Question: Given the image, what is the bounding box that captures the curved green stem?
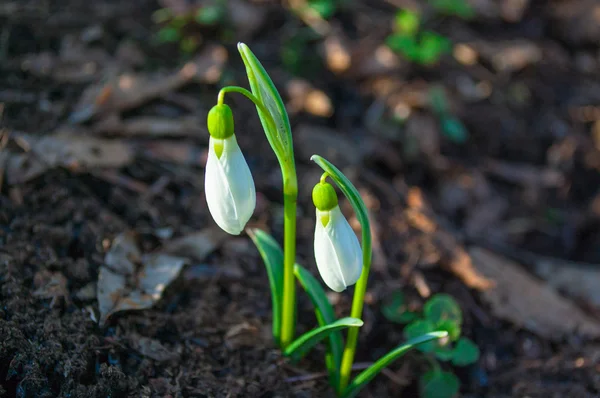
[310,155,372,393]
[219,86,298,348]
[218,86,287,159]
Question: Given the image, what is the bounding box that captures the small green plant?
[152,0,226,54]
[429,85,469,143]
[383,292,480,398]
[386,9,451,65]
[306,0,339,19]
[203,43,448,397]
[386,0,473,65]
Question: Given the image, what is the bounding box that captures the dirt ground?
[2,0,600,397]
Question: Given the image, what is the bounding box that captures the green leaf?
[179,36,199,54]
[382,291,419,324]
[451,337,480,366]
[420,370,460,398]
[386,34,421,61]
[342,331,449,398]
[441,117,468,143]
[417,31,451,65]
[433,344,455,361]
[195,5,223,25]
[429,86,450,115]
[295,264,343,384]
[395,9,420,36]
[284,317,363,361]
[308,0,337,19]
[423,293,462,327]
[435,318,461,342]
[429,0,474,19]
[157,27,181,43]
[238,43,293,160]
[403,319,437,353]
[247,229,284,345]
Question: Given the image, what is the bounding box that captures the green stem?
[218,86,287,158]
[281,189,297,347]
[218,86,298,349]
[339,220,372,392]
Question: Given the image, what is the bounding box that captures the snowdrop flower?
[312,181,362,292]
[205,104,256,235]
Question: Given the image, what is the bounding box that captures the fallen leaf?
[33,270,69,307]
[224,322,260,350]
[6,130,133,185]
[68,44,227,123]
[130,334,180,362]
[469,247,600,339]
[474,40,542,73]
[485,159,565,188]
[227,0,267,37]
[550,0,600,46]
[295,124,362,168]
[97,232,188,326]
[92,115,205,137]
[534,259,600,311]
[161,228,227,261]
[139,140,205,166]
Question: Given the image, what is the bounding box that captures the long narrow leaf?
[310,155,370,252]
[284,318,363,362]
[311,155,373,390]
[295,264,343,385]
[238,43,293,159]
[247,228,284,345]
[342,331,448,398]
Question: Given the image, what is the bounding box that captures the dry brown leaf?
[469,247,600,339]
[485,159,565,188]
[474,40,542,73]
[97,232,189,326]
[69,44,227,123]
[91,115,205,137]
[130,334,180,362]
[33,270,69,307]
[161,228,227,261]
[438,236,495,290]
[6,130,133,185]
[294,125,362,168]
[534,259,600,310]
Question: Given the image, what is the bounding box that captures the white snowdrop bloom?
[313,182,363,292]
[205,104,256,235]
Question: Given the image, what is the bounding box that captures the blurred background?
[1,0,600,397]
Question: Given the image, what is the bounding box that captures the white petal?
[314,206,363,292]
[205,135,256,235]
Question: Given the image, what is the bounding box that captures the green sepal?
[207,104,234,139]
[294,264,343,385]
[247,228,284,345]
[284,317,363,362]
[312,181,338,212]
[341,331,449,398]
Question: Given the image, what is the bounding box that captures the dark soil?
[2,1,600,397]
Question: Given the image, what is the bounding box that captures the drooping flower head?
[312,180,363,292]
[205,104,256,235]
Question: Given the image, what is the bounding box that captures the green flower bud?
[312,182,338,212]
[207,104,234,139]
